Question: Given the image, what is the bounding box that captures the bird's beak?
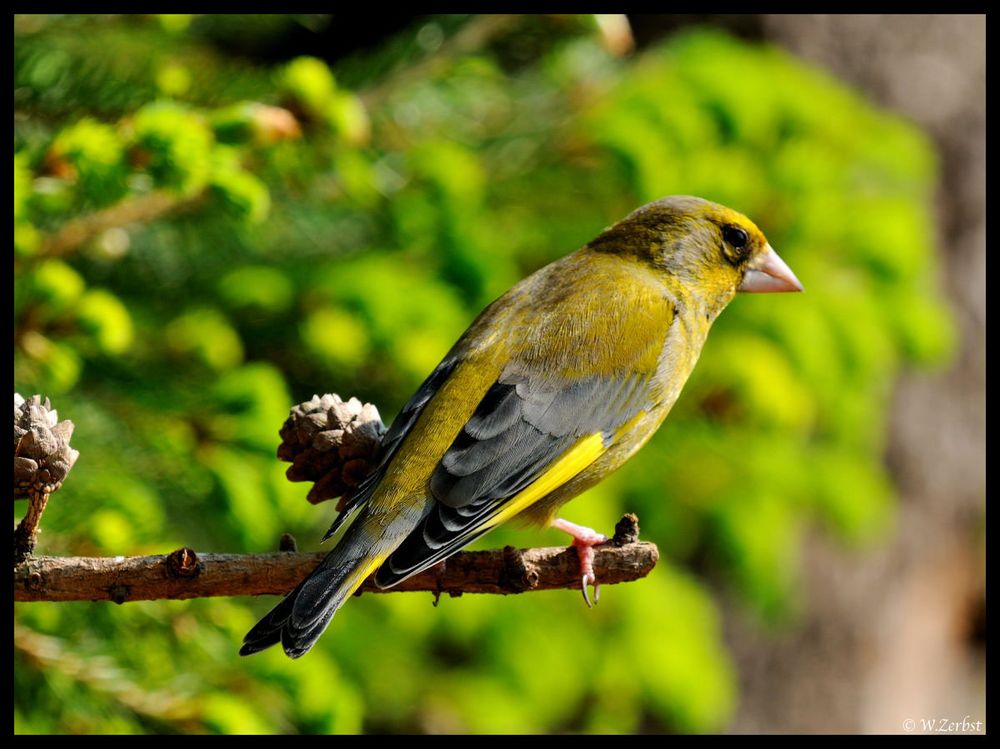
[738,244,804,293]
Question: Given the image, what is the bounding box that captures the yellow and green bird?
[241,195,802,658]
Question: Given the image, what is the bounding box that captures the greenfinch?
[241,195,802,658]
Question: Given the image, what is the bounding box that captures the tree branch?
[36,191,206,259]
[13,488,51,568]
[360,15,522,109]
[13,392,660,605]
[14,515,657,604]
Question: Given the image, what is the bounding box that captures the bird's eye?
[723,226,748,249]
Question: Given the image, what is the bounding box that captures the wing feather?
[374,372,651,587]
[324,357,458,539]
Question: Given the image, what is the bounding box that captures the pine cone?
[14,393,79,499]
[277,394,386,507]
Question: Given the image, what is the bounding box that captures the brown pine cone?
[277,394,386,506]
[14,393,79,499]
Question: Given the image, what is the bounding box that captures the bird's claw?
[552,518,608,609]
[577,543,603,608]
[581,573,601,608]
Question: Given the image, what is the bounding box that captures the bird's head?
[590,195,802,313]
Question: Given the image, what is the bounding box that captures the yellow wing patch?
[484,410,647,531]
[337,553,389,598]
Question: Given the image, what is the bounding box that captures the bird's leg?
[551,518,608,608]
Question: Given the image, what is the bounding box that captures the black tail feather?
[239,523,379,659]
[238,627,283,657]
[240,506,423,658]
[239,561,348,659]
[280,606,338,659]
[239,578,304,656]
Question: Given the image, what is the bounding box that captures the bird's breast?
[516,304,711,528]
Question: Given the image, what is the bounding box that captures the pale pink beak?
[738,244,803,293]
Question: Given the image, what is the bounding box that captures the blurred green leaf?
[165,307,244,371]
[301,306,371,370]
[281,56,337,115]
[203,693,273,734]
[132,100,214,194]
[326,92,370,146]
[31,260,86,314]
[209,362,291,452]
[218,265,293,312]
[50,118,128,205]
[155,61,192,97]
[210,147,271,223]
[76,289,134,354]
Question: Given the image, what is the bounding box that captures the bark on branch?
[37,191,206,259]
[14,515,657,604]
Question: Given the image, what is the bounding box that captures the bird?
[240,195,802,658]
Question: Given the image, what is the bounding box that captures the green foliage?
[76,288,134,354]
[49,118,128,206]
[14,152,42,254]
[14,15,953,735]
[165,308,245,371]
[209,146,271,223]
[132,101,214,195]
[281,56,338,116]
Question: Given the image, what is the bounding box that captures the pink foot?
[552,518,608,608]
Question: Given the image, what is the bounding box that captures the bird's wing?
[324,356,460,539]
[373,370,657,587]
[372,272,677,587]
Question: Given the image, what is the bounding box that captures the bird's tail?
[239,507,416,659]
